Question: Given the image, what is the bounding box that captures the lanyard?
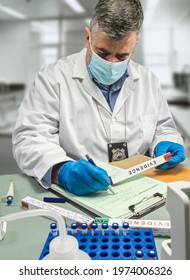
[95,101,128,162]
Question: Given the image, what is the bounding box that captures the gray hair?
[90,0,144,39]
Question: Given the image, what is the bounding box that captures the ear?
[84,27,90,48]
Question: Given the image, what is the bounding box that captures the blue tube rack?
[39,222,158,260]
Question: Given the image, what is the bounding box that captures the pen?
[85,154,115,195]
[43,197,67,203]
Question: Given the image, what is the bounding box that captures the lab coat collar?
[73,48,112,113]
[110,61,139,117]
[73,48,89,79]
[128,60,140,81]
[111,61,139,117]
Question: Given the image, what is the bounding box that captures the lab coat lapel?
[82,79,112,113]
[112,78,134,117]
[73,48,111,114]
[112,61,139,117]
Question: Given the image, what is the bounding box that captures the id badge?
[108,142,128,162]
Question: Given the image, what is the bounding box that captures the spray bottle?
[0,209,91,260]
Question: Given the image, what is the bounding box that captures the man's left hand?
[154,141,186,169]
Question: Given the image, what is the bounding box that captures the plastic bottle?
[0,209,90,260]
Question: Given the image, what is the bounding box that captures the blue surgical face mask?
[88,40,129,85]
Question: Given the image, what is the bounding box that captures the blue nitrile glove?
[58,159,110,195]
[154,141,186,169]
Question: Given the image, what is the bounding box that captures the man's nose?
[107,56,119,63]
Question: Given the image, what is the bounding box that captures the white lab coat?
[12,48,183,187]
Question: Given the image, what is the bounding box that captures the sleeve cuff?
[41,167,53,188]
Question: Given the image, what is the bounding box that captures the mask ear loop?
[88,34,96,55]
[88,34,101,65]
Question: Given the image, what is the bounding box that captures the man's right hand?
[57,159,110,195]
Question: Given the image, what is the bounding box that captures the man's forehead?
[92,30,138,43]
[92,31,138,51]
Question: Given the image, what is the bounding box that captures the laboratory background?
[0,0,190,175]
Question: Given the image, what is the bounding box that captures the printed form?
[52,161,168,218]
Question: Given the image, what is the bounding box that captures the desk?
[1,159,190,260]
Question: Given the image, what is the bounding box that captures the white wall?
[27,32,41,86]
[62,20,86,57]
[0,22,30,84]
[174,13,190,72]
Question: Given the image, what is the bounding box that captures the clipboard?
[51,157,168,219]
[127,192,166,218]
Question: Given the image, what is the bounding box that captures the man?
[12,0,185,195]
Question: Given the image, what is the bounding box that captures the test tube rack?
[39,222,158,260]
